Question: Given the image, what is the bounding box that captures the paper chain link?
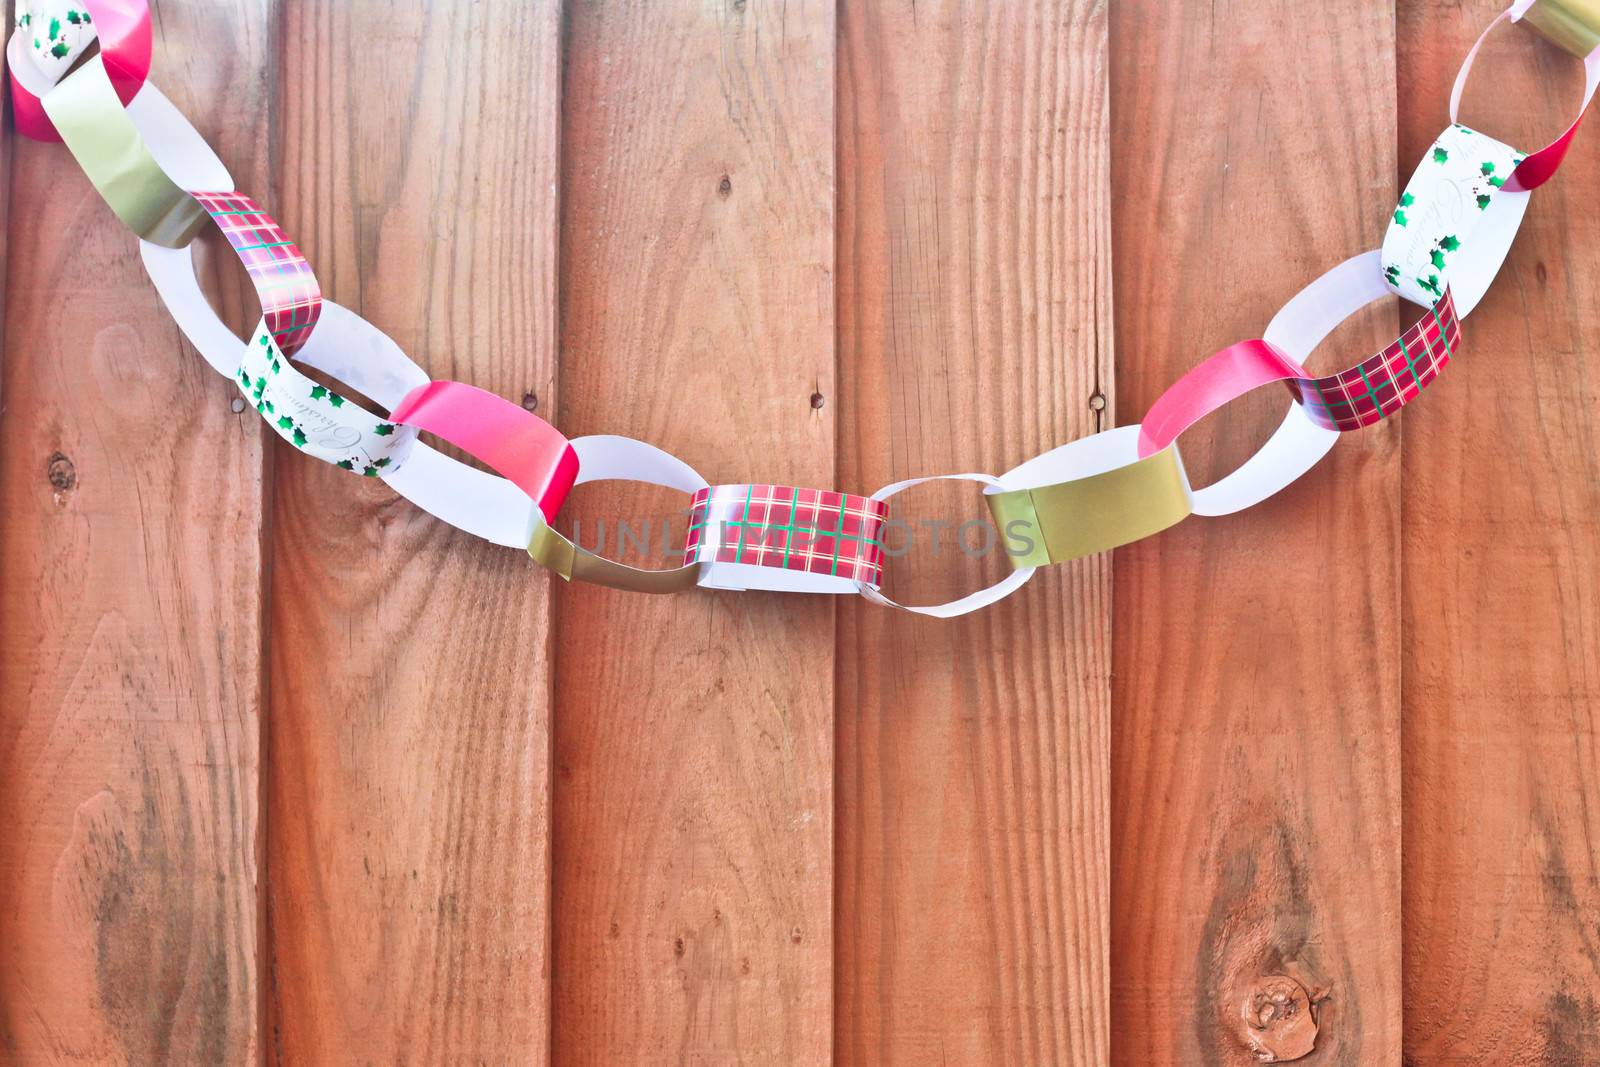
[7,0,1599,617]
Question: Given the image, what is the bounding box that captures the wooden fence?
[1,0,1596,1063]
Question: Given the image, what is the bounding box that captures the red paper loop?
[1137,340,1310,459]
[9,0,152,142]
[1452,7,1600,192]
[1138,290,1463,459]
[390,381,579,523]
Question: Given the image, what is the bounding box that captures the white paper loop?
[1189,251,1392,517]
[858,472,1036,617]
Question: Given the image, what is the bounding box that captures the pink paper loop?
[390,381,579,523]
[1137,340,1310,459]
[8,0,152,142]
[1452,7,1600,192]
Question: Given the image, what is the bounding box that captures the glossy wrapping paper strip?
[40,54,206,246]
[390,381,579,524]
[985,428,1193,570]
[5,0,1599,615]
[1137,341,1313,459]
[8,0,150,141]
[1516,0,1600,57]
[528,435,706,594]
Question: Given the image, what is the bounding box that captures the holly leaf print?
[337,459,355,471]
[1476,194,1491,210]
[292,427,308,448]
[51,41,68,57]
[1385,265,1400,284]
[1488,176,1505,188]
[48,17,60,41]
[1432,147,1449,163]
[327,394,345,408]
[1394,208,1408,227]
[1430,249,1446,269]
[67,11,84,25]
[374,423,396,436]
[277,415,294,431]
[374,457,392,469]
[1399,192,1415,207]
[310,385,328,400]
[1481,161,1495,176]
[362,466,380,477]
[1439,235,1460,252]
[1418,274,1442,297]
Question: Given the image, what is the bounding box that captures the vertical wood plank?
[552,1,835,1062]
[834,2,1113,1064]
[1398,3,1600,1061]
[265,2,560,1061]
[0,3,269,1061]
[1108,1,1403,1062]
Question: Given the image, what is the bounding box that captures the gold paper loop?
[40,55,206,248]
[528,518,701,594]
[1519,0,1600,57]
[985,445,1192,569]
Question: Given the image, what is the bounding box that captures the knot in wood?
[46,452,77,493]
[1241,974,1318,1062]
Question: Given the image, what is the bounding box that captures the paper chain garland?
[8,0,1600,617]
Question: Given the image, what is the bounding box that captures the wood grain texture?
[0,3,269,1062]
[834,1,1113,1064]
[1108,1,1403,1063]
[1398,4,1600,1062]
[551,1,835,1063]
[265,2,560,1061]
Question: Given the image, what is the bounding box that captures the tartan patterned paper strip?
[1288,287,1462,432]
[191,191,321,356]
[684,484,890,586]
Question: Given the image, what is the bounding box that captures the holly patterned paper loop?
[7,0,152,142]
[236,324,416,476]
[1382,123,1524,308]
[16,1,96,81]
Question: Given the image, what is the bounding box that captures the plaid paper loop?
[684,484,890,586]
[191,191,321,356]
[1288,288,1461,432]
